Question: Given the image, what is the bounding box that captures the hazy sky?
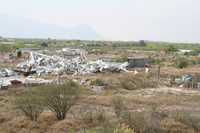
[0,0,200,42]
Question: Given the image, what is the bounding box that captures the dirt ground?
[0,49,200,132]
[0,80,200,133]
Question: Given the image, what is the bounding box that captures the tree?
[16,48,22,58]
[15,81,80,121]
[175,57,189,69]
[139,40,147,47]
[40,42,48,47]
[40,81,80,120]
[15,91,44,121]
[165,45,178,53]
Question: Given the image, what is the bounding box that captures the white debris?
[0,76,53,88]
[79,60,129,74]
[17,50,129,76]
[0,69,16,78]
[24,77,53,85]
[0,76,23,88]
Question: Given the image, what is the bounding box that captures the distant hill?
[0,14,101,40]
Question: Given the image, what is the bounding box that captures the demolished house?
[0,48,129,89]
[16,49,129,76]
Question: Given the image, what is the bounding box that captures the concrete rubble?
[0,48,129,89]
[175,75,193,85]
[17,50,129,76]
[0,69,16,78]
[17,52,83,75]
[0,76,53,89]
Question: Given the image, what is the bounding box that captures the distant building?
[178,49,192,54]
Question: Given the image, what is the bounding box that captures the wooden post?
[157,65,161,87]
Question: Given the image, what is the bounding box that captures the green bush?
[174,112,200,132]
[120,111,165,133]
[0,44,14,53]
[119,74,157,90]
[80,107,107,125]
[175,57,189,69]
[165,45,178,53]
[90,79,106,86]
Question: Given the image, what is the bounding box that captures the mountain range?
[0,14,101,40]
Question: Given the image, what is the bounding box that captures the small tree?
[15,92,43,121]
[41,81,80,120]
[175,57,189,69]
[16,49,22,58]
[165,45,178,53]
[139,40,147,47]
[40,42,48,47]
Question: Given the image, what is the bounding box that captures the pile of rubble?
[17,52,82,75]
[17,51,129,76]
[0,69,16,78]
[0,48,129,89]
[0,76,53,89]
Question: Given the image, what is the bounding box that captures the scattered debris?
[17,51,129,76]
[0,79,8,90]
[91,86,104,94]
[24,77,53,86]
[0,48,130,88]
[0,76,53,89]
[0,69,16,78]
[175,75,193,85]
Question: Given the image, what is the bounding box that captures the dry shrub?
[39,81,80,120]
[80,106,107,126]
[84,124,135,133]
[114,125,135,133]
[90,79,107,86]
[119,73,157,90]
[15,80,81,121]
[0,112,13,124]
[37,112,58,132]
[173,112,200,132]
[48,119,82,133]
[4,116,39,133]
[175,57,189,69]
[112,96,126,118]
[120,110,167,133]
[120,111,147,132]
[15,91,44,121]
[161,118,193,133]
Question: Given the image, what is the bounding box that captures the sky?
[0,0,200,42]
